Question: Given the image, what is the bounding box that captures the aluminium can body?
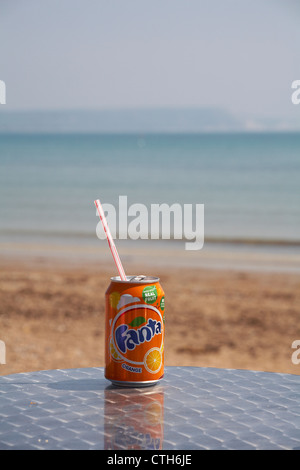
[105,275,165,387]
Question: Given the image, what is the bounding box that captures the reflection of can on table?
[104,386,164,450]
[105,275,165,387]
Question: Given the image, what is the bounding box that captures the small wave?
[0,228,299,247]
[203,236,300,247]
[0,228,94,239]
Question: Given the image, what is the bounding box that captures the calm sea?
[0,132,299,252]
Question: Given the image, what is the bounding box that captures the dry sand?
[0,254,299,377]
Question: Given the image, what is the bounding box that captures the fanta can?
[105,275,165,387]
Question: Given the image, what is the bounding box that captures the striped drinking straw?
[94,199,127,281]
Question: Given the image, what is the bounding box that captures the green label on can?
[160,296,165,311]
[142,285,158,304]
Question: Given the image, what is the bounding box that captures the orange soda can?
[105,275,165,387]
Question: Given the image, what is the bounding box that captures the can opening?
[111,275,160,283]
[129,275,147,281]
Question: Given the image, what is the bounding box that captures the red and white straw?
[94,199,127,281]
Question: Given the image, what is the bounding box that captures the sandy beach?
[0,245,299,377]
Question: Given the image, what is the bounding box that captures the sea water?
[0,132,299,266]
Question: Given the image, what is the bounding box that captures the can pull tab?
[129,275,147,282]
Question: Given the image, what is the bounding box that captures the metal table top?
[0,366,299,450]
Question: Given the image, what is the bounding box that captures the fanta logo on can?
[111,304,163,370]
[115,318,162,354]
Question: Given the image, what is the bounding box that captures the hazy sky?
[1,0,300,118]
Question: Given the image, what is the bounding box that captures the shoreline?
[1,238,300,273]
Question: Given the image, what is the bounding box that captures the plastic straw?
[94,199,127,281]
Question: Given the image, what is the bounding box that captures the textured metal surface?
[0,366,299,450]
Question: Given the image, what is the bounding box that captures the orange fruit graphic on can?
[105,275,165,387]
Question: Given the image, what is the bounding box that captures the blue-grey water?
[0,132,299,252]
